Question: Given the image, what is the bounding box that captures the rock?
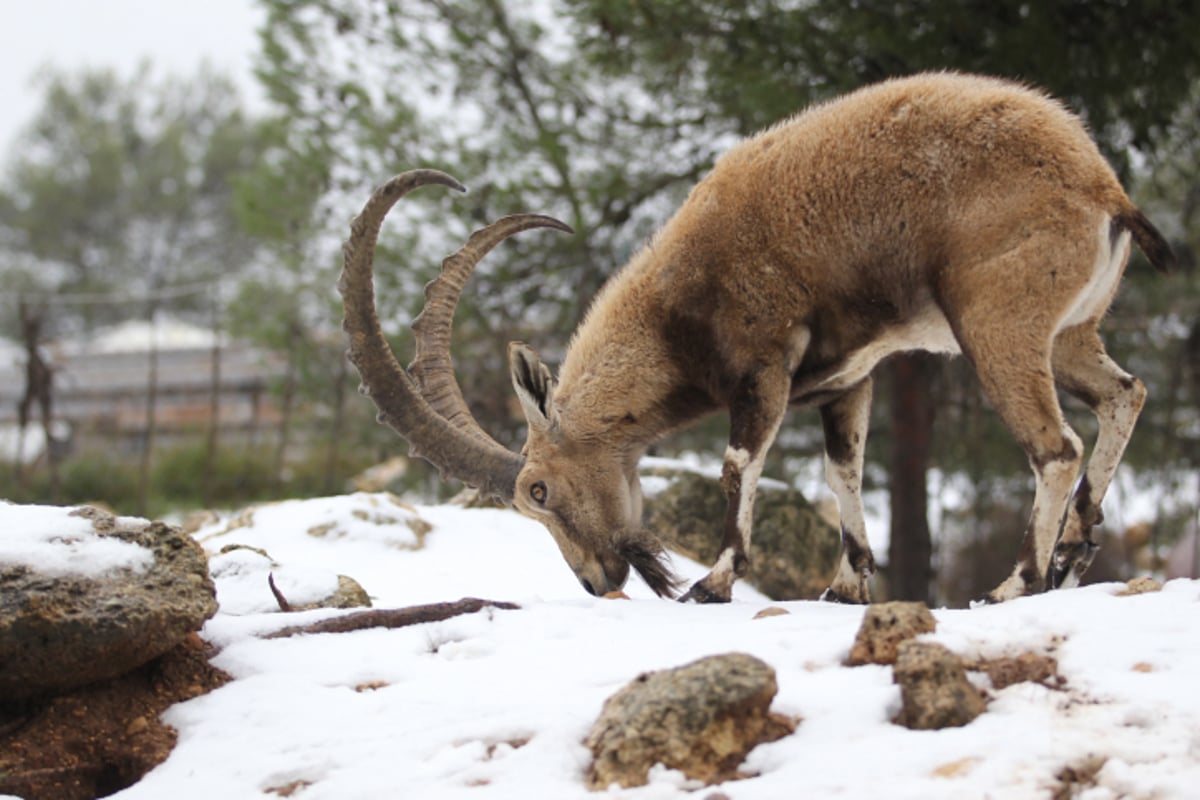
[0,505,218,705]
[982,653,1060,690]
[753,606,790,620]
[1118,576,1163,596]
[642,468,840,599]
[893,641,986,730]
[310,574,372,610]
[584,653,796,789]
[846,601,937,666]
[1052,755,1108,799]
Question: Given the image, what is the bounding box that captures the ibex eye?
[530,481,548,504]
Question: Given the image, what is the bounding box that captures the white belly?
[813,303,961,393]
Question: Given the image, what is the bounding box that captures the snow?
[4,493,1200,798]
[0,502,152,577]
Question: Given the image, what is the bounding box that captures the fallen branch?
[267,572,292,612]
[263,598,520,639]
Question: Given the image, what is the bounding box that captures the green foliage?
[58,453,141,511]
[566,0,1200,171]
[2,438,384,518]
[151,442,278,512]
[4,451,140,516]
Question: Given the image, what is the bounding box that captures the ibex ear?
[509,342,558,432]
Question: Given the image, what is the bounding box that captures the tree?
[0,64,266,315]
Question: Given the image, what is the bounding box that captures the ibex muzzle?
[341,73,1173,604]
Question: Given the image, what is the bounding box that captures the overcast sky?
[0,0,265,156]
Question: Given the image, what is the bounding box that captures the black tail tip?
[1116,209,1177,273]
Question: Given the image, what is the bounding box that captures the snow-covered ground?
[4,494,1200,799]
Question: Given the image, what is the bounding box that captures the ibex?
[341,73,1173,604]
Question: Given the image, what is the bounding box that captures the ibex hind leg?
[1049,324,1147,589]
[976,353,1084,603]
[944,246,1090,603]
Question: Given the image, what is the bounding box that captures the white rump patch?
[1060,216,1130,332]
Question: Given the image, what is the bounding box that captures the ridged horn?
[339,169,570,503]
[410,214,573,444]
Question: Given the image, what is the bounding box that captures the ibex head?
[339,170,680,598]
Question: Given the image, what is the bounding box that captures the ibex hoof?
[678,581,731,604]
[821,573,872,604]
[819,587,860,604]
[1048,540,1100,590]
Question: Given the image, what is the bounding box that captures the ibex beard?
[340,72,1173,604]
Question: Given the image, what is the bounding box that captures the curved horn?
[410,214,573,444]
[340,169,569,503]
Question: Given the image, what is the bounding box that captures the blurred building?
[0,317,285,461]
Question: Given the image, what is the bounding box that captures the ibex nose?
[577,565,621,597]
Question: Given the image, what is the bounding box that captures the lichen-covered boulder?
[0,504,217,704]
[642,467,839,600]
[584,653,796,789]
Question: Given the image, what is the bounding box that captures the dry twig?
[267,572,292,612]
[263,598,519,639]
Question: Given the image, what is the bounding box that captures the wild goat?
[340,72,1172,604]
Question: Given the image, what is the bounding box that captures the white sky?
[0,0,265,157]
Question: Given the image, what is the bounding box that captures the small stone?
[1118,576,1163,596]
[753,606,790,619]
[125,716,149,736]
[893,641,986,730]
[299,574,372,611]
[603,590,631,600]
[931,757,980,778]
[355,681,390,692]
[984,653,1059,690]
[847,601,936,666]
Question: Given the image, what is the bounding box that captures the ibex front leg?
[818,379,877,603]
[680,363,792,603]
